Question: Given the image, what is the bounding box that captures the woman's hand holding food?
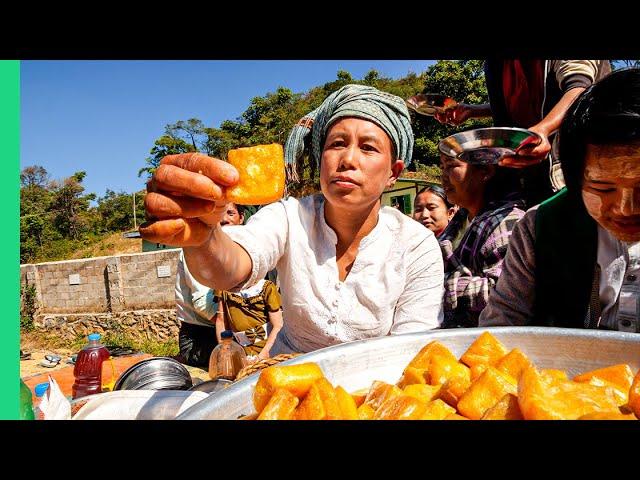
[140,152,240,247]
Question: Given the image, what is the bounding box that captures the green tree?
[96,189,145,233]
[138,134,195,178]
[50,171,95,240]
[410,60,491,166]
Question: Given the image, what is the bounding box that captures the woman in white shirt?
[142,84,444,354]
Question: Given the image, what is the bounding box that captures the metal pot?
[175,327,640,420]
[114,357,193,391]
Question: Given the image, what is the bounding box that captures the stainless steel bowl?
[114,357,193,391]
[176,327,640,420]
[439,127,542,165]
[406,93,457,117]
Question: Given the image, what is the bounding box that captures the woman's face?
[582,143,640,242]
[320,117,404,210]
[439,153,487,209]
[413,191,454,236]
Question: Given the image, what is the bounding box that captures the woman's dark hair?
[415,184,454,208]
[559,68,640,195]
[234,204,246,217]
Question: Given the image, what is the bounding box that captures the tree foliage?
[20,165,145,264]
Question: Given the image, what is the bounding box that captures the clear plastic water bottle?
[208,330,247,381]
[19,379,35,420]
[72,333,111,399]
[33,382,50,420]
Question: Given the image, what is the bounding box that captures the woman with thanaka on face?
[480,68,640,331]
[142,84,444,354]
[412,185,457,237]
[438,144,527,328]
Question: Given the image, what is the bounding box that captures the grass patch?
[21,330,179,357]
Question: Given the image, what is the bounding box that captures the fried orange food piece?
[253,363,324,413]
[439,375,472,409]
[470,364,488,382]
[314,378,343,420]
[374,395,428,420]
[496,348,533,382]
[363,381,404,411]
[573,364,634,393]
[403,384,442,404]
[578,411,637,420]
[397,367,428,388]
[335,386,359,420]
[540,369,568,381]
[481,393,524,420]
[460,331,509,369]
[629,369,640,419]
[518,366,620,420]
[420,399,456,420]
[357,404,376,420]
[349,388,369,407]
[445,413,471,420]
[294,383,326,420]
[426,354,471,386]
[405,341,457,370]
[257,388,299,420]
[457,367,517,420]
[226,143,285,205]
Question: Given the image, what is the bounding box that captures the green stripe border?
[0,61,20,419]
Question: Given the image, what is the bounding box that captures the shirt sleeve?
[263,281,282,312]
[551,60,601,91]
[175,251,189,311]
[192,285,218,320]
[391,233,444,333]
[442,208,525,317]
[224,200,289,291]
[479,208,538,326]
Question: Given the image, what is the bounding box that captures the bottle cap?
[88,333,101,341]
[221,330,234,339]
[35,382,50,397]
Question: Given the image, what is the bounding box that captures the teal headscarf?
[284,84,414,182]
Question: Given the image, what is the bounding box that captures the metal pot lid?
[114,357,193,391]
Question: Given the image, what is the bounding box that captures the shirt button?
[332,299,339,306]
[621,319,633,328]
[335,283,340,290]
[627,274,637,282]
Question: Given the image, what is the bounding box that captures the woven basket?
[235,353,300,381]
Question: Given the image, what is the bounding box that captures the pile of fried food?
[244,332,640,420]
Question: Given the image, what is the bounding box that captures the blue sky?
[20,60,436,198]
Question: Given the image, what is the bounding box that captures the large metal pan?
[176,327,640,420]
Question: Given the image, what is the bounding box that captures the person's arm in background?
[434,103,493,126]
[259,310,283,360]
[214,297,225,343]
[258,281,283,360]
[502,60,605,167]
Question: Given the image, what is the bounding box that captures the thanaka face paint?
[581,143,640,242]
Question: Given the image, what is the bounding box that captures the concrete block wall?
[20,249,182,315]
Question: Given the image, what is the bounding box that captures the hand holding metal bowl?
[438,127,542,166]
[406,93,458,117]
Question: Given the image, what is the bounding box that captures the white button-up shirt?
[224,194,444,354]
[175,250,217,328]
[597,225,640,332]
